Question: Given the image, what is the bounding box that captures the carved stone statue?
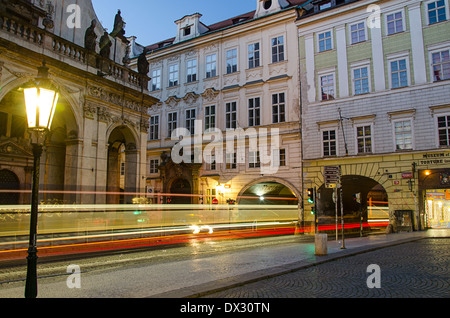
[111,9,126,38]
[84,19,97,51]
[137,48,150,75]
[99,31,112,59]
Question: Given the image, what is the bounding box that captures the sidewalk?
[153,229,449,298]
[0,229,447,298]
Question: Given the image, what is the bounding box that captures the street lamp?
[23,61,59,299]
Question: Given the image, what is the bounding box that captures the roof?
[144,0,310,52]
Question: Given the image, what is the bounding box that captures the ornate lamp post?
[23,61,59,298]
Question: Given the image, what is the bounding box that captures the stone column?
[124,143,139,204]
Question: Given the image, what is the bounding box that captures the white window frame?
[271,35,285,63]
[206,53,217,78]
[168,63,179,87]
[271,92,286,124]
[392,118,414,151]
[425,0,449,25]
[204,105,216,130]
[349,20,367,44]
[385,9,406,36]
[351,60,371,95]
[317,29,333,52]
[226,48,238,74]
[428,42,450,82]
[205,154,216,171]
[185,108,196,135]
[248,151,261,169]
[322,129,338,157]
[248,42,261,69]
[168,111,178,137]
[387,52,411,89]
[436,113,450,147]
[226,152,237,170]
[151,69,161,91]
[225,101,237,130]
[248,97,261,127]
[149,115,160,141]
[355,123,374,154]
[318,69,336,101]
[186,59,197,83]
[149,159,159,174]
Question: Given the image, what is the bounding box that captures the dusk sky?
[91,0,256,47]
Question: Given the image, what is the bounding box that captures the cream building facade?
[297,0,450,231]
[130,0,306,209]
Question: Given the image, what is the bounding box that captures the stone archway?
[107,125,139,204]
[0,83,79,204]
[237,178,300,205]
[168,178,192,204]
[317,175,389,225]
[0,169,20,205]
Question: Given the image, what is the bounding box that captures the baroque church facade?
[0,0,158,205]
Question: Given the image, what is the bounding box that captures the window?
[390,59,408,88]
[357,125,372,153]
[226,152,237,169]
[353,66,370,95]
[149,115,159,140]
[168,112,177,137]
[248,42,260,68]
[150,159,159,174]
[226,49,238,74]
[205,154,216,171]
[226,102,237,129]
[318,31,332,52]
[205,105,216,130]
[386,12,404,35]
[272,93,286,124]
[168,64,179,87]
[186,59,197,83]
[271,36,285,63]
[183,26,191,36]
[320,73,335,100]
[432,50,450,81]
[120,162,125,176]
[186,109,196,134]
[323,130,337,157]
[438,115,450,146]
[206,54,217,78]
[350,22,366,44]
[249,151,260,168]
[274,149,286,167]
[248,97,261,127]
[151,69,161,91]
[427,0,447,24]
[394,120,413,150]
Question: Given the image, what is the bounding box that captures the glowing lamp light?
[23,61,59,135]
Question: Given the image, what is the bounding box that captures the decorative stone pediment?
[166,95,180,108]
[0,140,32,158]
[202,88,219,102]
[182,92,199,105]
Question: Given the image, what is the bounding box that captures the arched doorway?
[0,170,20,205]
[317,175,389,227]
[169,178,192,204]
[238,180,299,205]
[107,125,139,204]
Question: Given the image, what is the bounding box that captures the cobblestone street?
[204,238,450,298]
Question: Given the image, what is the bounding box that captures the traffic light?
[307,188,315,204]
[311,206,316,215]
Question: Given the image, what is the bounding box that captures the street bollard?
[315,233,328,256]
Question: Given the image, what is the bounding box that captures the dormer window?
[183,26,191,36]
[263,0,273,10]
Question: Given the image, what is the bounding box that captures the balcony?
[0,12,149,91]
